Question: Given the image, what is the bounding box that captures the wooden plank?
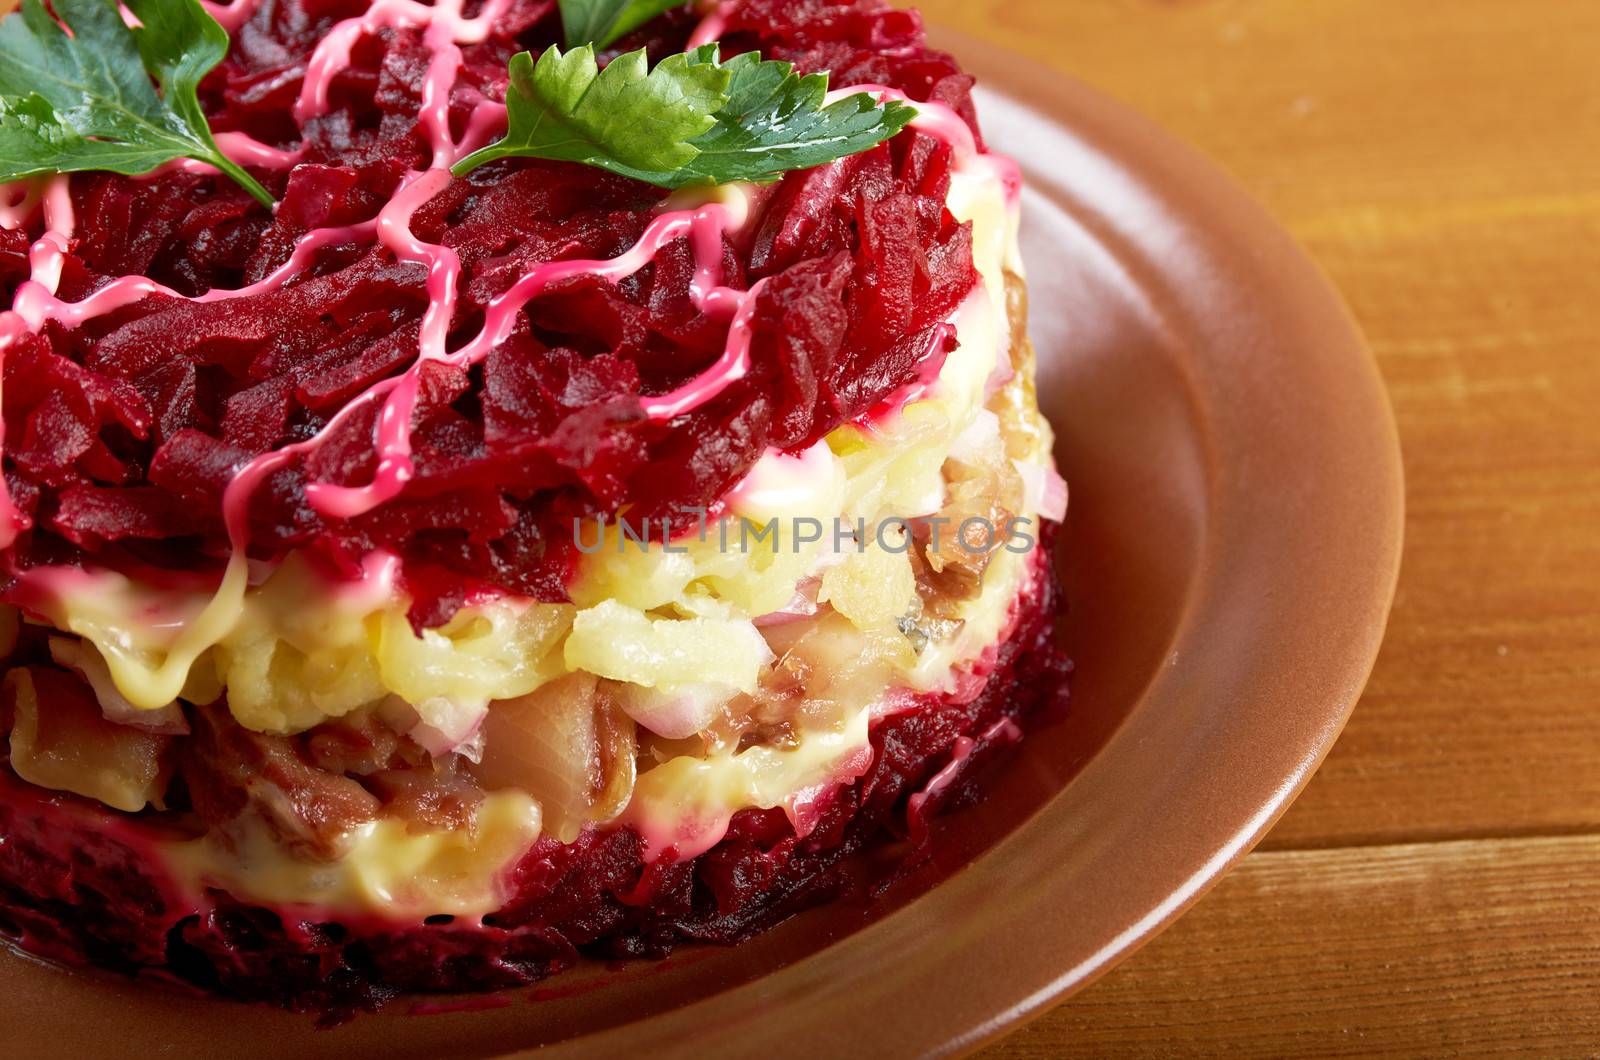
[915,0,1600,849]
[982,835,1600,1057]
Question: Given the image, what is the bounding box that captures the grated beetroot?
[0,0,984,628]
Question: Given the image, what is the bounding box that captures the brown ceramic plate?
[0,33,1402,1060]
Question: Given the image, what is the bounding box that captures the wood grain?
[991,836,1600,1057]
[903,0,1600,1053]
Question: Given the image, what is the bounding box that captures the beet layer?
[0,559,1065,1019]
[0,0,988,628]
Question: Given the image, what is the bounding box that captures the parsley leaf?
[453,45,917,191]
[0,0,274,207]
[452,44,730,182]
[560,0,686,50]
[675,51,918,186]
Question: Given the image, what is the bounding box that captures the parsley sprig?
[559,0,686,50]
[0,0,275,207]
[453,44,917,190]
[676,50,918,186]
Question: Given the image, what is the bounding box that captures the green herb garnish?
[452,44,916,190]
[454,44,729,185]
[559,0,687,50]
[674,50,918,186]
[0,0,275,207]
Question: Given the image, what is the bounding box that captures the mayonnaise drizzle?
[139,132,305,181]
[0,6,1019,700]
[199,0,262,34]
[688,0,736,49]
[828,83,1024,206]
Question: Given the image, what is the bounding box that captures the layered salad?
[0,0,1068,1012]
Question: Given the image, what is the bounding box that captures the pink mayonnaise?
[0,181,41,230]
[199,0,262,34]
[905,716,1023,842]
[25,220,377,331]
[828,83,1024,207]
[687,0,737,50]
[138,133,304,181]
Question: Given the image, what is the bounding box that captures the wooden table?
[907,0,1600,1054]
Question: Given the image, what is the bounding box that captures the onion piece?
[471,673,637,843]
[5,667,171,812]
[48,638,189,735]
[382,694,488,762]
[612,681,734,740]
[753,577,823,627]
[949,409,1002,464]
[984,348,1017,399]
[754,530,857,628]
[1014,458,1069,522]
